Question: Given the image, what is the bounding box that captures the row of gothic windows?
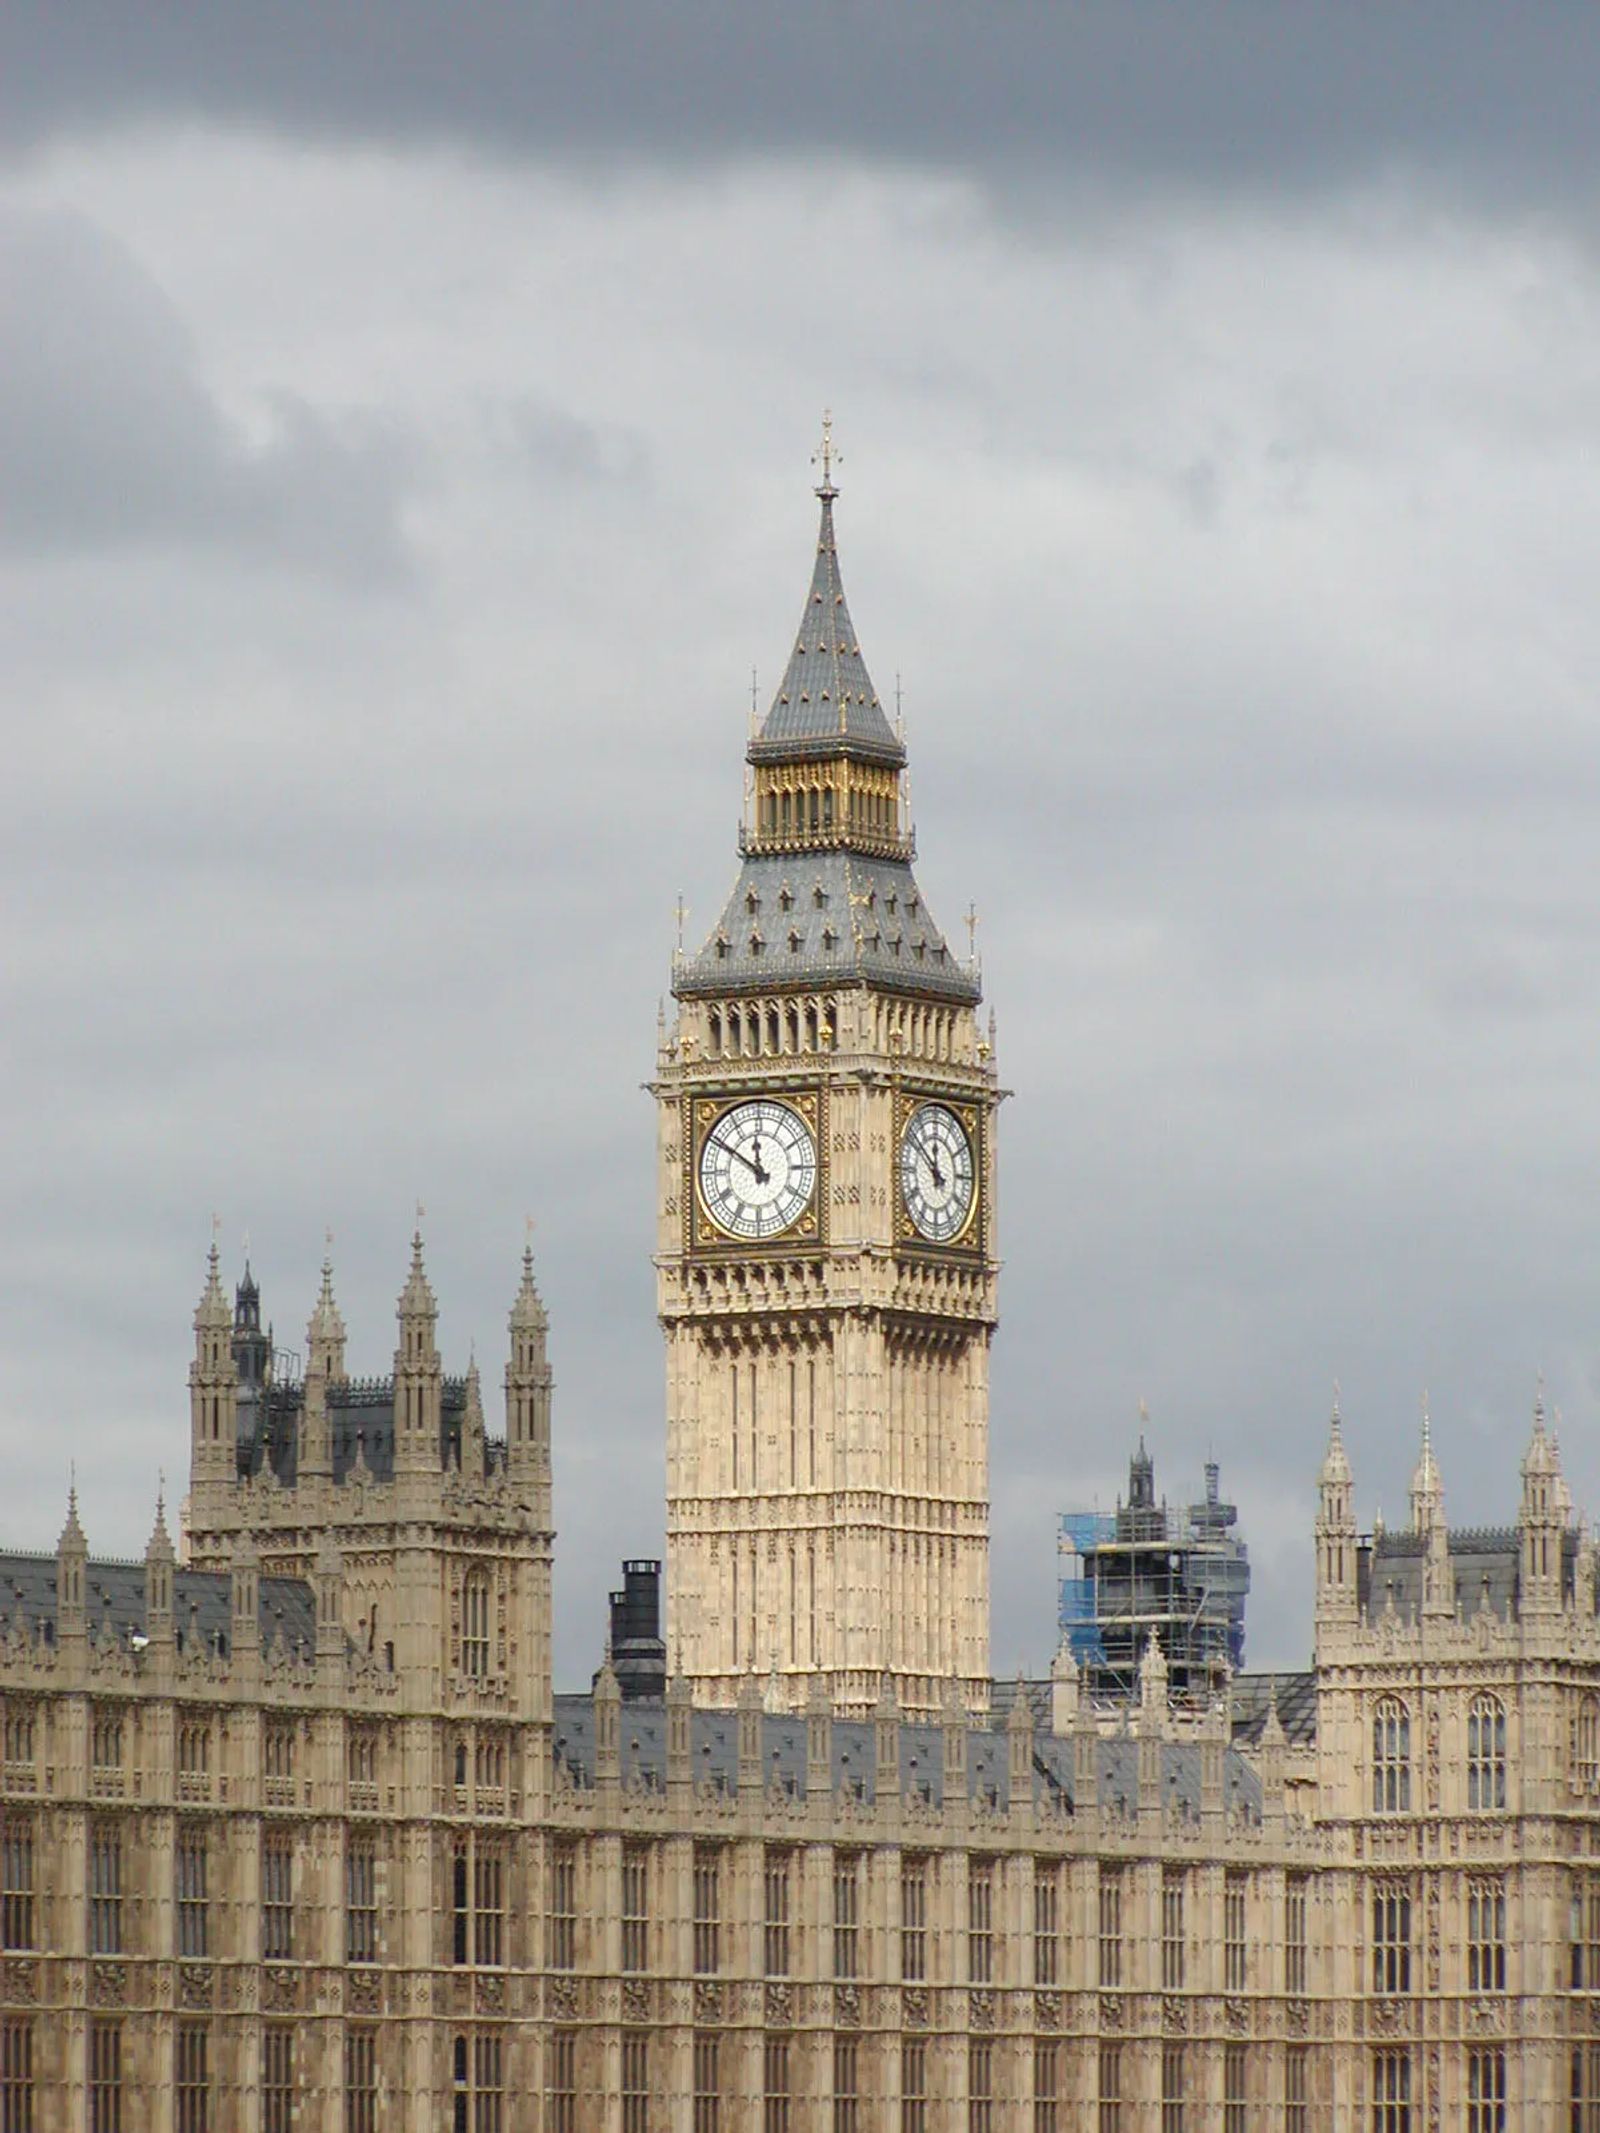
[1372,1694,1508,1815]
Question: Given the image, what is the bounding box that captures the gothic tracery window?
[463,1571,491,1680]
[1581,1697,1600,1796]
[1373,1697,1411,1815]
[1468,1693,1508,1812]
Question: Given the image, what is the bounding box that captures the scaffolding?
[1058,1440,1250,1706]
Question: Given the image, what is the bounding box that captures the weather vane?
[812,409,841,490]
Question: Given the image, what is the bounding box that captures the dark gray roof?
[1356,1524,1580,1623]
[237,1375,502,1488]
[1231,1670,1317,1749]
[0,1552,316,1660]
[749,493,903,767]
[676,848,979,1004]
[552,1692,1262,1818]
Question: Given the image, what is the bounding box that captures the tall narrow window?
[176,1827,208,1960]
[462,1572,491,1679]
[261,1828,293,1963]
[345,2028,378,2133]
[1034,1862,1061,1987]
[1579,1696,1600,1794]
[1285,2044,1309,2133]
[91,1712,124,1792]
[622,1845,649,1973]
[0,1709,34,1779]
[1224,1871,1248,1991]
[89,1825,122,1958]
[549,2034,578,2133]
[0,1821,33,1951]
[1034,2041,1059,2133]
[1162,1871,1186,1991]
[262,2028,294,2133]
[968,1859,994,1986]
[1224,2043,1247,2133]
[1285,1873,1309,1996]
[345,1832,377,1965]
[1373,1883,1412,1996]
[902,2037,928,2133]
[693,1846,722,1976]
[1098,2041,1123,2133]
[174,2022,209,2133]
[968,2039,993,2133]
[833,2038,858,2133]
[176,1721,210,1801]
[88,2018,121,2133]
[1161,2042,1186,2133]
[763,2036,791,2133]
[550,1842,577,1971]
[692,2034,720,2133]
[0,2019,31,2133]
[451,2033,503,2133]
[764,1849,791,1978]
[1467,1694,1507,1812]
[1098,1867,1124,1989]
[1468,1878,1506,1993]
[1372,2049,1411,2132]
[621,2033,649,2133]
[1467,2048,1506,2133]
[1574,2043,1600,2133]
[453,1836,505,1967]
[1373,1698,1411,1815]
[901,1856,927,1983]
[833,1852,859,1981]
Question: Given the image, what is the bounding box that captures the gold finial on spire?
[812,408,841,493]
[965,902,980,963]
[675,894,687,955]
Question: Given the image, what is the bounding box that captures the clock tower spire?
[656,440,999,1720]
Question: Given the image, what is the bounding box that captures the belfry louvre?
[3,469,1596,2129]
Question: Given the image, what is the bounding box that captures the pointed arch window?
[1373,1697,1411,1815]
[1468,1694,1507,1811]
[463,1571,491,1680]
[1577,1695,1600,1794]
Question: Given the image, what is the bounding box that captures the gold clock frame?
[685,1086,825,1254]
[894,1089,984,1254]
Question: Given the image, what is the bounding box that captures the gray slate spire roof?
[750,489,904,767]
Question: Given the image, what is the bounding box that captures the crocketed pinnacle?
[750,487,903,766]
[58,1478,86,1554]
[1410,1395,1442,1527]
[194,1242,229,1331]
[307,1253,346,1352]
[398,1229,436,1321]
[1319,1397,1351,1488]
[510,1243,547,1332]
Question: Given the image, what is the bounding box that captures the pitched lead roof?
[750,490,904,767]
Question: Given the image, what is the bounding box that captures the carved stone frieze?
[262,1966,298,2013]
[547,1975,579,2021]
[1369,1996,1406,2036]
[1162,1994,1187,2034]
[178,1963,214,2010]
[968,1988,995,2032]
[475,1973,506,2015]
[1,1960,37,2006]
[1099,1993,1124,2031]
[347,1968,381,2015]
[1035,1991,1061,2033]
[693,1980,723,2025]
[90,1962,126,2008]
[1286,1998,1310,2037]
[835,1983,861,2028]
[623,1978,651,2023]
[1224,1997,1248,2035]
[1465,1997,1504,2035]
[902,1987,928,2030]
[766,1982,794,2027]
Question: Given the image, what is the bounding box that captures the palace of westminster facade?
[5,460,1600,2131]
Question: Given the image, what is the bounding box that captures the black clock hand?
[927,1144,946,1189]
[750,1135,770,1184]
[725,1143,765,1184]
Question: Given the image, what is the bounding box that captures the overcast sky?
[6,7,1600,1685]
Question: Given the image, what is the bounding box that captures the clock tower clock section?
[654,459,999,1721]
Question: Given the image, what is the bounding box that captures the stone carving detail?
[1286,1998,1310,2037]
[969,1989,995,2032]
[1224,1997,1248,2035]
[835,1983,861,2028]
[179,1964,214,2010]
[1428,2044,1441,2133]
[693,1980,724,2024]
[1099,1993,1124,2031]
[1,1961,37,2006]
[1035,1991,1062,2032]
[475,1974,506,2015]
[1466,1998,1504,2036]
[766,1982,793,2027]
[902,1987,928,2029]
[622,1979,651,2024]
[1426,1880,1441,1995]
[1426,1704,1441,1813]
[1369,1996,1405,2036]
[547,1975,579,2021]
[347,1968,381,2014]
[90,1962,126,2007]
[1162,1994,1187,2034]
[263,1966,298,2013]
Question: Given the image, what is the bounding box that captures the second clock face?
[698,1099,818,1240]
[900,1102,976,1243]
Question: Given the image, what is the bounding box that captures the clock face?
[900,1102,976,1244]
[698,1099,818,1241]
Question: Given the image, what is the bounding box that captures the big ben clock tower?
[655,427,999,1720]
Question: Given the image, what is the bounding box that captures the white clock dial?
[698,1099,817,1241]
[900,1102,975,1243]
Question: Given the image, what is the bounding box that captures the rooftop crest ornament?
[812,409,841,494]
